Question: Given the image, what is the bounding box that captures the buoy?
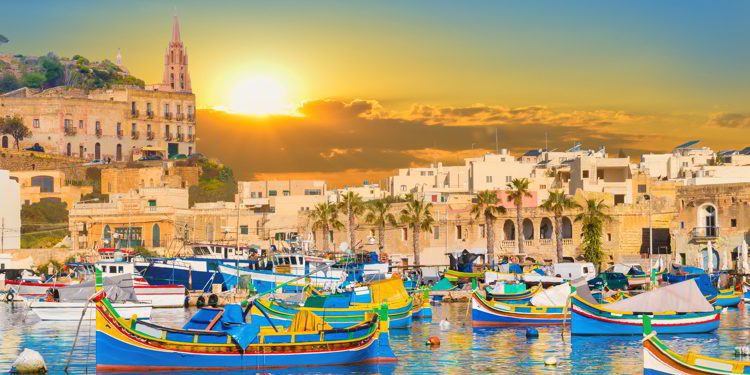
[439,319,451,331]
[208,294,219,307]
[196,295,206,308]
[11,348,47,374]
[5,291,15,303]
[544,356,558,366]
[722,307,728,314]
[425,336,441,346]
[526,328,539,338]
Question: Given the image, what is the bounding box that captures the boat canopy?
[531,283,571,307]
[57,274,137,303]
[605,279,714,313]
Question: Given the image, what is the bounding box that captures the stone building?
[100,162,200,194]
[672,183,750,268]
[0,16,196,160]
[9,169,93,207]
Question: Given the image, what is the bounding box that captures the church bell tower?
[161,15,192,93]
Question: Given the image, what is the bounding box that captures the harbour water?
[2,302,750,374]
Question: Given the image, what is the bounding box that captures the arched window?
[561,217,573,239]
[540,218,553,239]
[522,219,534,240]
[94,143,101,160]
[152,224,161,247]
[1,135,8,148]
[503,220,515,240]
[116,144,122,161]
[698,204,718,237]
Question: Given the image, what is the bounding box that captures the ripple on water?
[2,302,749,374]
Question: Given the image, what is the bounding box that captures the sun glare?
[228,76,289,115]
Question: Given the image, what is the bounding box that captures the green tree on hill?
[0,115,31,149]
[0,72,20,92]
[40,54,64,88]
[21,72,45,88]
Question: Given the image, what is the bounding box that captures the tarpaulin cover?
[431,278,456,291]
[531,283,571,307]
[605,279,714,313]
[57,274,136,303]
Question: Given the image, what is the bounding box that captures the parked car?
[588,272,629,291]
[83,159,106,166]
[24,143,45,153]
[552,262,597,281]
[169,153,187,160]
[139,154,163,161]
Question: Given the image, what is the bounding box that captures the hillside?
[0,52,145,93]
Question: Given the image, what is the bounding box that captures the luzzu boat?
[485,284,541,304]
[471,291,568,326]
[219,263,342,294]
[251,278,414,329]
[94,280,397,370]
[712,287,742,308]
[642,317,748,374]
[571,280,720,335]
[444,269,483,281]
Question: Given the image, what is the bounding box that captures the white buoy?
[11,348,47,374]
[722,307,728,314]
[439,318,451,331]
[544,356,558,366]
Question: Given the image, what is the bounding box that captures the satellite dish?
[339,242,350,252]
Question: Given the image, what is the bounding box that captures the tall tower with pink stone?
[160,15,192,93]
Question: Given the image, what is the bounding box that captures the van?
[552,262,597,281]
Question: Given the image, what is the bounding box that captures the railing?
[187,113,194,122]
[539,239,553,246]
[176,113,184,121]
[146,110,154,119]
[116,129,124,139]
[95,128,102,138]
[187,134,195,142]
[176,133,184,141]
[523,239,534,247]
[64,127,77,136]
[130,109,139,118]
[562,238,573,246]
[501,240,517,248]
[691,226,720,240]
[164,112,173,120]
[146,131,155,140]
[165,133,173,141]
[131,131,140,140]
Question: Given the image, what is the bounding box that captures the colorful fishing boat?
[471,291,569,326]
[95,291,397,371]
[711,287,742,308]
[411,289,433,319]
[219,263,342,294]
[485,284,541,304]
[251,278,414,329]
[571,280,720,335]
[642,317,749,374]
[444,269,483,281]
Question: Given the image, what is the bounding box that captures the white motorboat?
[29,301,152,321]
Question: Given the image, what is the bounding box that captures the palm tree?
[471,190,507,266]
[309,202,344,253]
[399,195,435,266]
[364,198,397,249]
[337,192,366,251]
[575,198,612,270]
[541,191,580,262]
[506,178,532,254]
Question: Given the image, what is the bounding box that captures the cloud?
[195,99,660,187]
[707,113,750,128]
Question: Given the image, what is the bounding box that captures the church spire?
[160,14,191,93]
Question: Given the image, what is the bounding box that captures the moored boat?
[471,291,569,326]
[30,301,152,321]
[95,292,397,370]
[485,283,541,304]
[712,287,741,308]
[642,317,749,374]
[571,280,720,335]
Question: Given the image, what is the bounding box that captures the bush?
[21,200,69,233]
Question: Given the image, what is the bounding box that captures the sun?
[228,76,289,115]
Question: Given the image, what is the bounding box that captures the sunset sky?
[3,1,750,186]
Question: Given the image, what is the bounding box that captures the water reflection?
[1,302,749,374]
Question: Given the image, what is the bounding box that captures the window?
[95,121,101,130]
[401,228,408,241]
[64,119,72,129]
[240,225,249,235]
[188,126,193,135]
[400,185,407,192]
[304,189,322,195]
[148,199,156,207]
[420,171,426,176]
[539,185,547,190]
[505,176,512,183]
[131,123,137,133]
[433,226,440,240]
[486,176,493,183]
[147,124,152,132]
[147,102,152,112]
[269,190,278,196]
[164,103,170,114]
[283,190,290,196]
[614,194,625,205]
[33,119,40,128]
[78,120,84,129]
[116,123,122,132]
[731,219,737,228]
[177,104,182,115]
[638,184,647,193]
[456,225,463,240]
[479,224,486,238]
[607,233,612,241]
[428,171,434,176]
[582,170,590,178]
[597,169,604,179]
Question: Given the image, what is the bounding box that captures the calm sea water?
[2,301,750,374]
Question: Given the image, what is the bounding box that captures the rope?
[64,298,91,373]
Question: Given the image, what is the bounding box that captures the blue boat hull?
[136,265,223,292]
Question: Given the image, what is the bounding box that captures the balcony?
[116,129,124,139]
[95,128,103,138]
[176,133,184,142]
[501,240,517,249]
[187,113,195,122]
[165,133,173,141]
[539,238,553,246]
[690,227,720,241]
[146,131,155,140]
[130,109,139,118]
[522,239,534,247]
[146,110,154,119]
[187,134,195,143]
[164,112,173,120]
[176,113,184,121]
[131,130,140,140]
[64,127,77,136]
[562,238,573,246]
